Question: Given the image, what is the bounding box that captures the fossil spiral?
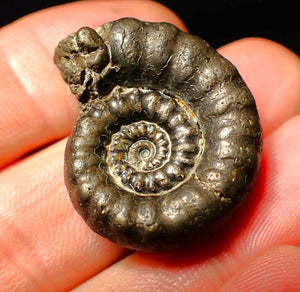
[54,18,262,252]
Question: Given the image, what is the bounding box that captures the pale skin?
[0,1,300,291]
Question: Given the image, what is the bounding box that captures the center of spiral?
[128,140,157,171]
[106,121,174,193]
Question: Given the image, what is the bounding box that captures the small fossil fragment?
[54,18,262,252]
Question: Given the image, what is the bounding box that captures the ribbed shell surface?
[54,18,262,252]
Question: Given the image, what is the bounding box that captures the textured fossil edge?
[55,17,263,252]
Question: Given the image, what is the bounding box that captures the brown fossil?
[54,18,262,252]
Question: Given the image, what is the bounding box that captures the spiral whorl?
[101,87,202,194]
[55,18,262,252]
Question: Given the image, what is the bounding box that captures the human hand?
[0,1,299,291]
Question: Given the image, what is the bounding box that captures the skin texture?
[0,0,299,291]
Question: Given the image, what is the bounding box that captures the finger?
[218,37,300,137]
[0,140,129,291]
[70,115,300,291]
[0,0,185,168]
[220,245,300,291]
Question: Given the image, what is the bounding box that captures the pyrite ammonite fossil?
[54,18,262,252]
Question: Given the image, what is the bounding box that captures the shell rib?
[54,18,262,251]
